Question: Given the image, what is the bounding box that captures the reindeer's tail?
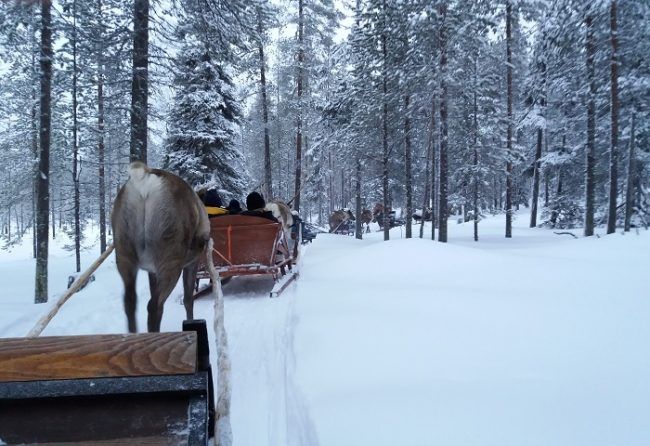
[127,162,161,200]
[128,161,148,182]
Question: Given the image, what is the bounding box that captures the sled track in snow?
[281,290,319,446]
[262,246,318,446]
[221,250,317,445]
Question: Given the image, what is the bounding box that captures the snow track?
[209,272,316,446]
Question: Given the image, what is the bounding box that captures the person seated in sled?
[241,191,278,222]
[200,188,228,218]
[226,199,243,215]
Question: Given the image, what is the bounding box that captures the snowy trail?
[195,274,316,446]
[0,237,316,446]
[1,213,649,446]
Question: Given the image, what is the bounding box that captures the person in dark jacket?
[201,188,228,218]
[226,199,243,215]
[241,192,277,222]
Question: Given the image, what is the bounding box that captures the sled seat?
[196,215,292,280]
[0,320,214,446]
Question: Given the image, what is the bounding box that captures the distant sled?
[195,215,299,298]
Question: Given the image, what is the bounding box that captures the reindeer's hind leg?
[147,266,183,332]
[182,262,198,321]
[116,257,138,333]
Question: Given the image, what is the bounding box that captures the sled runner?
[195,215,299,298]
[0,320,215,445]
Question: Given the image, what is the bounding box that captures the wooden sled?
[0,320,215,445]
[196,215,298,298]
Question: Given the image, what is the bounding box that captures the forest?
[0,0,648,301]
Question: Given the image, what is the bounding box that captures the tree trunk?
[72,0,81,273]
[7,170,11,244]
[624,113,636,231]
[558,134,566,197]
[20,202,24,236]
[552,135,564,228]
[607,0,619,234]
[584,13,596,237]
[430,95,437,241]
[530,128,543,228]
[340,168,345,208]
[505,0,514,238]
[328,152,333,214]
[98,0,107,254]
[51,196,56,239]
[31,38,38,260]
[35,0,53,304]
[405,95,412,238]
[130,0,149,163]
[438,3,448,243]
[473,54,479,242]
[544,131,549,207]
[381,0,390,242]
[294,0,304,212]
[420,126,431,239]
[355,157,362,239]
[276,67,282,199]
[531,51,546,228]
[257,8,273,200]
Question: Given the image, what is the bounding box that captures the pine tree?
[164,42,246,199]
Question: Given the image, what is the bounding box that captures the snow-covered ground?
[1,213,649,446]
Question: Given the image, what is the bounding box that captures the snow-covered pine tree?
[164,40,247,200]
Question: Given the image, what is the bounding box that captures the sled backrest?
[202,215,282,268]
[0,320,214,445]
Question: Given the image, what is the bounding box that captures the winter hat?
[203,189,223,207]
[246,192,266,211]
[227,199,242,213]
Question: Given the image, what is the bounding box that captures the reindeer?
[266,199,298,257]
[266,200,294,237]
[329,209,355,234]
[372,203,394,229]
[111,162,210,333]
[412,207,432,222]
[360,209,373,233]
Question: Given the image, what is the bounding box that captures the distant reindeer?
[372,203,395,228]
[267,199,299,257]
[112,162,210,332]
[412,207,432,222]
[329,209,355,234]
[266,199,294,237]
[360,209,373,233]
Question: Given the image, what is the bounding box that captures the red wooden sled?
[195,215,299,297]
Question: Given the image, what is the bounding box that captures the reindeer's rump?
[196,215,293,280]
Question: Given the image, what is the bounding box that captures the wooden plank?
[0,332,197,382]
[27,436,184,445]
[0,374,208,400]
[0,393,191,445]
